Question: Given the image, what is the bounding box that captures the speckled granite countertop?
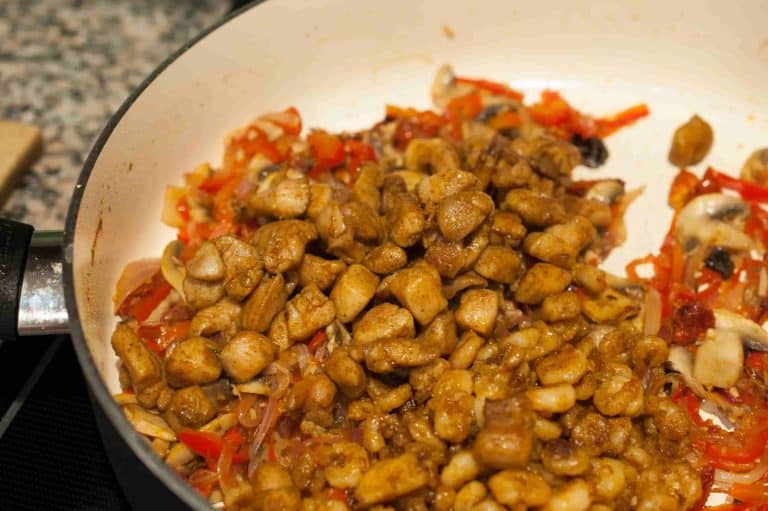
[0,0,230,230]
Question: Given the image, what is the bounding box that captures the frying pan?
[1,0,766,509]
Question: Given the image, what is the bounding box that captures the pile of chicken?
[111,69,703,511]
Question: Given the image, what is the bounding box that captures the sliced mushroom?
[123,404,176,441]
[666,346,708,398]
[161,241,186,300]
[585,180,624,205]
[693,329,743,389]
[674,193,752,252]
[713,308,768,351]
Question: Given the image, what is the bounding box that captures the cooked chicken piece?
[363,242,407,275]
[218,331,276,383]
[242,273,288,332]
[354,452,429,506]
[285,285,336,342]
[442,271,489,300]
[404,138,461,174]
[183,277,225,310]
[331,264,380,323]
[473,397,535,469]
[417,169,479,206]
[386,192,426,248]
[307,182,333,220]
[563,195,613,229]
[248,170,310,218]
[473,245,522,284]
[363,338,440,373]
[387,263,448,325]
[315,201,355,253]
[514,263,572,304]
[505,188,567,228]
[511,134,581,179]
[420,310,458,356]
[540,291,581,322]
[268,310,290,352]
[490,153,533,189]
[189,299,241,337]
[298,254,347,291]
[353,303,416,345]
[111,323,164,408]
[214,234,262,281]
[185,241,225,281]
[165,336,222,388]
[572,262,607,294]
[352,162,382,212]
[425,237,466,278]
[341,201,385,244]
[437,191,494,242]
[324,349,368,399]
[252,219,318,273]
[224,266,264,302]
[490,211,527,247]
[285,373,337,412]
[167,385,217,428]
[455,289,499,336]
[581,289,639,323]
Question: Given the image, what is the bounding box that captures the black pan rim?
[63,1,266,508]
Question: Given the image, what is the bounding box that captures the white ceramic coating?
[72,0,768,421]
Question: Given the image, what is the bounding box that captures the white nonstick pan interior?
[71,0,768,394]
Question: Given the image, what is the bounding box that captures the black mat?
[0,338,130,511]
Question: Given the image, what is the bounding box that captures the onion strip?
[247,397,279,480]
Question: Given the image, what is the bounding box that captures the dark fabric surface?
[0,339,130,511]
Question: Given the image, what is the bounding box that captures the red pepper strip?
[702,428,768,468]
[308,130,345,178]
[747,352,768,372]
[266,432,277,463]
[682,390,716,427]
[179,429,249,465]
[703,167,768,202]
[691,465,715,511]
[488,111,523,131]
[528,90,573,127]
[730,482,768,506]
[594,103,649,137]
[444,91,483,138]
[308,330,327,353]
[344,139,377,180]
[117,272,172,323]
[260,106,302,136]
[455,76,524,102]
[137,321,190,355]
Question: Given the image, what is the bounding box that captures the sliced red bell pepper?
[178,428,249,465]
[344,139,376,180]
[528,90,573,127]
[117,272,172,323]
[704,167,768,202]
[261,106,303,136]
[595,103,650,138]
[308,330,327,353]
[747,352,768,372]
[444,91,483,138]
[488,111,523,131]
[455,76,524,102]
[308,130,345,178]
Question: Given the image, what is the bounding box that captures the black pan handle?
[0,218,34,340]
[0,218,68,340]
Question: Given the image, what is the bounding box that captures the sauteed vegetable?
[111,66,768,511]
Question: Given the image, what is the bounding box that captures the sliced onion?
[684,245,709,289]
[112,258,160,313]
[189,468,218,487]
[643,287,662,335]
[161,185,187,228]
[264,362,292,399]
[237,394,262,429]
[293,343,310,373]
[715,455,768,485]
[247,397,279,480]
